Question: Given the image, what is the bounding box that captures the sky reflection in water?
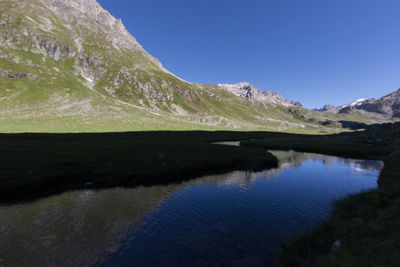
[0,150,382,267]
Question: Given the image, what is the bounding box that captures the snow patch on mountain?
[341,98,368,108]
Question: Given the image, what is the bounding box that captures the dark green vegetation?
[0,131,283,202]
[241,128,394,160]
[241,123,400,267]
[1,123,399,266]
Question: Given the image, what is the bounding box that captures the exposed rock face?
[37,38,75,60]
[316,89,400,119]
[218,82,299,107]
[356,89,400,117]
[42,0,165,69]
[290,101,303,108]
[316,104,341,114]
[338,89,400,118]
[0,0,165,68]
[0,5,74,60]
[0,69,37,80]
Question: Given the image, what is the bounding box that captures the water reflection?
[0,186,180,267]
[220,150,383,188]
[0,151,383,267]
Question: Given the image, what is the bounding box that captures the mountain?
[348,98,368,107]
[317,89,400,120]
[0,0,389,132]
[341,89,400,118]
[315,104,341,113]
[316,99,368,113]
[218,82,301,107]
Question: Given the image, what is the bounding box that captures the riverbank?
[0,131,282,202]
[1,125,399,265]
[241,123,400,266]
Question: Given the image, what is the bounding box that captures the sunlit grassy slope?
[0,0,386,133]
[0,45,382,133]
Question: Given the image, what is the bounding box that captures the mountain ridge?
[218,82,301,107]
[317,89,400,119]
[0,0,395,132]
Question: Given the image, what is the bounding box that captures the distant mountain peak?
[350,98,368,107]
[317,88,400,119]
[315,104,341,113]
[339,98,368,109]
[218,82,301,107]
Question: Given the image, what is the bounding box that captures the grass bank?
[241,123,400,266]
[2,125,399,265]
[0,131,283,202]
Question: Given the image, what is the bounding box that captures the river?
[0,150,383,266]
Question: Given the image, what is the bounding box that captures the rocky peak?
[355,89,400,117]
[219,82,259,100]
[44,0,129,42]
[382,88,400,99]
[218,82,299,107]
[329,88,400,118]
[349,98,368,107]
[316,104,341,113]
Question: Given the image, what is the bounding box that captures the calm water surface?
[0,150,383,266]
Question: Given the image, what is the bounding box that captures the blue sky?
[98,0,400,108]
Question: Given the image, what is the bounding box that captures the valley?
[0,0,399,266]
[0,0,397,133]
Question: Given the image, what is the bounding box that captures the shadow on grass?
[2,127,397,203]
[339,120,369,130]
[0,131,292,203]
[1,125,399,265]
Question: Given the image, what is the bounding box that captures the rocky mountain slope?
[341,89,400,118]
[0,0,389,132]
[317,89,400,120]
[218,82,301,107]
[316,104,341,113]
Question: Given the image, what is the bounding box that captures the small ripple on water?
[0,151,383,267]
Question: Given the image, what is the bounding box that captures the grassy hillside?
[0,0,386,133]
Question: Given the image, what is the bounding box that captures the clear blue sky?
[98,0,400,108]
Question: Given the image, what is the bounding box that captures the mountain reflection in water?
[0,150,382,267]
